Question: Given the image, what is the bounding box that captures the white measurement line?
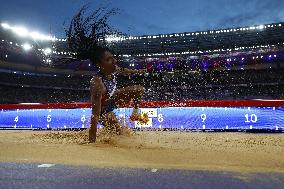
[151,169,158,172]
[38,164,55,168]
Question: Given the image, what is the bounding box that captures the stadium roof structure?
[99,22,284,57]
[1,21,284,59]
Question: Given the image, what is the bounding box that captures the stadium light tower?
[43,48,52,55]
[1,22,56,41]
[22,43,32,51]
[258,25,264,30]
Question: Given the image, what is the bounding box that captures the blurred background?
[0,0,284,104]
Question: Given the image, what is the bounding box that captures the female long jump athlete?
[89,46,149,143]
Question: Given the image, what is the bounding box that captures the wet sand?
[0,129,283,173]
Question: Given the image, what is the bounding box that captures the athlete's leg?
[99,99,123,134]
[98,85,147,134]
[112,85,148,122]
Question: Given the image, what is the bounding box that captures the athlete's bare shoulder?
[90,76,104,91]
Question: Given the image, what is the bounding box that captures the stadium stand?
[1,22,284,103]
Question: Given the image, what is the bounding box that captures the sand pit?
[0,129,283,173]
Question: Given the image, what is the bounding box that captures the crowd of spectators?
[0,72,91,89]
[0,68,284,103]
[0,85,89,103]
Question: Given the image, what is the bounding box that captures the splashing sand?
[31,125,134,145]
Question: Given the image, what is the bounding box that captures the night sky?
[0,0,284,37]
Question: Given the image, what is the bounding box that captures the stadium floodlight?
[258,25,264,29]
[22,43,32,51]
[13,26,29,37]
[30,32,42,40]
[1,23,10,29]
[43,48,52,55]
[106,35,121,42]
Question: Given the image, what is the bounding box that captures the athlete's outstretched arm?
[89,77,103,143]
[115,66,147,76]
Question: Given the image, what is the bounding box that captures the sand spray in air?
[31,115,134,145]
